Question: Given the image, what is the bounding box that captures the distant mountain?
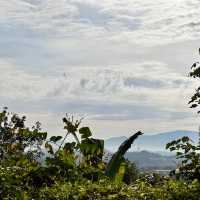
[105,130,199,152]
[103,150,178,171]
[125,151,177,170]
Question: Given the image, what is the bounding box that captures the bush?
[37,179,200,200]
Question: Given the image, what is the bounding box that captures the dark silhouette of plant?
[189,50,200,113]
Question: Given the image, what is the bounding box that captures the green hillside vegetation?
[0,56,200,199]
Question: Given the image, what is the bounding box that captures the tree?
[0,107,48,198]
[188,51,200,113]
[166,136,200,181]
[0,107,47,162]
[166,50,200,181]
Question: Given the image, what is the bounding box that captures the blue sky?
[0,0,200,138]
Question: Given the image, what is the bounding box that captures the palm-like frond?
[105,131,143,179]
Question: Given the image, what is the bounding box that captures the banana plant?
[105,131,143,180]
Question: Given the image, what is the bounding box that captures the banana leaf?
[105,131,143,179]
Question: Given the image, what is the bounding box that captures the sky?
[0,0,200,138]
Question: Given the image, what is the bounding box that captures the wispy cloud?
[0,59,195,120]
[0,0,199,136]
[1,0,200,44]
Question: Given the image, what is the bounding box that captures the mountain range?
[104,130,199,171]
[125,151,177,171]
[105,130,199,153]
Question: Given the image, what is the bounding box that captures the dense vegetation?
[0,58,200,199]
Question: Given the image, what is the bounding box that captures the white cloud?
[0,0,200,136]
[0,59,195,119]
[1,0,200,45]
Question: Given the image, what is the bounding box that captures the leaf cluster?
[166,136,200,181]
[189,59,200,113]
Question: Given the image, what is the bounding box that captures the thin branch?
[56,132,69,154]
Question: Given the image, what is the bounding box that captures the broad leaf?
[105,131,143,179]
[79,127,92,139]
[50,136,63,143]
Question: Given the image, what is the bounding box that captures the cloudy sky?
[0,0,200,138]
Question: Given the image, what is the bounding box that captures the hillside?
[125,151,177,171]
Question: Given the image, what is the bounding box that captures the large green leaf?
[80,138,104,166]
[105,131,143,179]
[50,136,63,143]
[79,127,92,139]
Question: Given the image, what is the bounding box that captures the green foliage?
[0,107,47,163]
[105,131,143,180]
[79,127,92,139]
[50,136,63,143]
[1,106,200,199]
[166,136,200,181]
[37,178,200,200]
[0,109,141,199]
[123,160,139,184]
[164,55,200,182]
[45,142,54,154]
[189,55,200,113]
[38,179,135,200]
